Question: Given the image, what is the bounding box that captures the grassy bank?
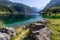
[10,27,30,40]
[46,19,60,40]
[41,13,60,19]
[40,6,60,40]
[41,13,60,40]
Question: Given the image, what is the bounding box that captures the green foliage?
[10,36,15,40]
[42,14,60,19]
[40,7,60,15]
[0,4,14,12]
[40,6,60,19]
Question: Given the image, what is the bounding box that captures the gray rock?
[4,27,16,36]
[30,23,51,40]
[37,19,50,24]
[0,32,10,40]
[0,27,16,40]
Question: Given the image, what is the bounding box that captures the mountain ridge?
[0,0,38,13]
[45,0,60,8]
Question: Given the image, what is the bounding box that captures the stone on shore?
[29,20,51,40]
[37,19,50,24]
[0,27,16,40]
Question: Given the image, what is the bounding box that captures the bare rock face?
[29,20,51,40]
[0,27,16,40]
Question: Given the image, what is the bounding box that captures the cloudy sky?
[9,0,51,9]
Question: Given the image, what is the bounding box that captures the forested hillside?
[40,7,60,14]
[0,0,37,13]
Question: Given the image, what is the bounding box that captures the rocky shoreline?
[29,19,51,40]
[0,19,51,40]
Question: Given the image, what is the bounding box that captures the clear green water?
[2,13,42,27]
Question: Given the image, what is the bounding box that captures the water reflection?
[4,13,42,27]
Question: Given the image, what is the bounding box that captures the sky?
[9,0,51,9]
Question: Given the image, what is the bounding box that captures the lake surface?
[4,13,43,27]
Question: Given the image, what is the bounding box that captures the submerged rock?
[29,22,50,40]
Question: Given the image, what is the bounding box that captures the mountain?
[45,0,60,8]
[0,0,12,5]
[0,0,38,13]
[31,7,40,12]
[40,0,60,17]
[0,0,38,23]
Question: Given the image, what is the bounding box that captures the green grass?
[46,19,60,40]
[42,14,60,40]
[10,36,15,40]
[10,27,30,40]
[42,13,60,19]
[0,20,5,28]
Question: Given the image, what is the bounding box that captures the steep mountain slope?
[0,0,37,13]
[40,7,60,14]
[45,0,60,8]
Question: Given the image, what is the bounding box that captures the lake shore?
[40,13,60,40]
[0,18,51,40]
